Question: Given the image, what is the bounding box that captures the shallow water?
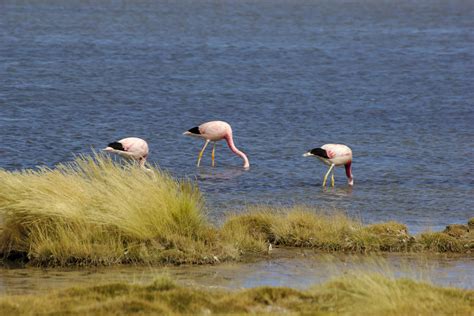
[0,250,473,295]
[0,0,473,233]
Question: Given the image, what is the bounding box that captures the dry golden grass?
[221,207,461,254]
[0,155,472,267]
[0,273,471,315]
[0,155,233,265]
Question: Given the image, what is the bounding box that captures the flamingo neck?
[225,134,250,169]
[345,161,353,186]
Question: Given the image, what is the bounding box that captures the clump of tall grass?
[0,273,471,315]
[221,206,414,253]
[418,232,465,252]
[221,206,474,254]
[0,155,232,265]
[416,221,473,253]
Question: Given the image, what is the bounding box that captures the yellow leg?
[331,168,335,187]
[211,142,216,167]
[322,164,335,187]
[197,140,210,167]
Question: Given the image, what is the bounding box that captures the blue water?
[0,0,473,233]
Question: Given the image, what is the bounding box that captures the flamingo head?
[183,126,201,137]
[345,161,354,186]
[103,141,125,152]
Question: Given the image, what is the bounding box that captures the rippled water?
[1,251,473,295]
[0,0,473,233]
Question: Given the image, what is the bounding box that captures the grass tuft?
[419,232,464,252]
[443,224,469,238]
[0,155,230,265]
[222,207,425,253]
[468,218,474,229]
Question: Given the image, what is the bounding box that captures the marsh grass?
[0,155,231,265]
[221,207,417,253]
[222,207,473,255]
[0,273,471,315]
[0,156,472,266]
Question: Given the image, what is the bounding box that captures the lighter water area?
[0,250,473,295]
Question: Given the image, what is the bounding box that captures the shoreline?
[0,156,472,268]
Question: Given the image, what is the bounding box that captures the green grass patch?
[221,208,471,254]
[0,155,472,267]
[0,274,471,315]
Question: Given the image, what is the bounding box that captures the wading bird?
[303,144,353,187]
[103,137,149,168]
[183,121,250,169]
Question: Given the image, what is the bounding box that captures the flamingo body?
[303,144,353,186]
[184,120,250,168]
[103,137,149,167]
[186,121,230,141]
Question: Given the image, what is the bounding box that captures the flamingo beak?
[302,152,313,157]
[183,131,192,136]
[103,147,114,152]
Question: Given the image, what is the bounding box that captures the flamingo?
[183,121,250,169]
[103,137,149,168]
[303,144,353,187]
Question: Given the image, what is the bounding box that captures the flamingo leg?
[211,142,216,167]
[331,167,335,187]
[197,140,210,167]
[322,164,335,187]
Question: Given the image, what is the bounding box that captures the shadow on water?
[0,249,472,295]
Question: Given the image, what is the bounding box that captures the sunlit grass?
[0,155,472,266]
[0,155,231,265]
[221,206,466,253]
[0,273,471,315]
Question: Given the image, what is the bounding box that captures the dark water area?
[0,0,473,233]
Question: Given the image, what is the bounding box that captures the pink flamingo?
[303,144,353,186]
[103,137,149,168]
[183,121,250,169]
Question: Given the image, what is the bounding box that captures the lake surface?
[0,0,473,233]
